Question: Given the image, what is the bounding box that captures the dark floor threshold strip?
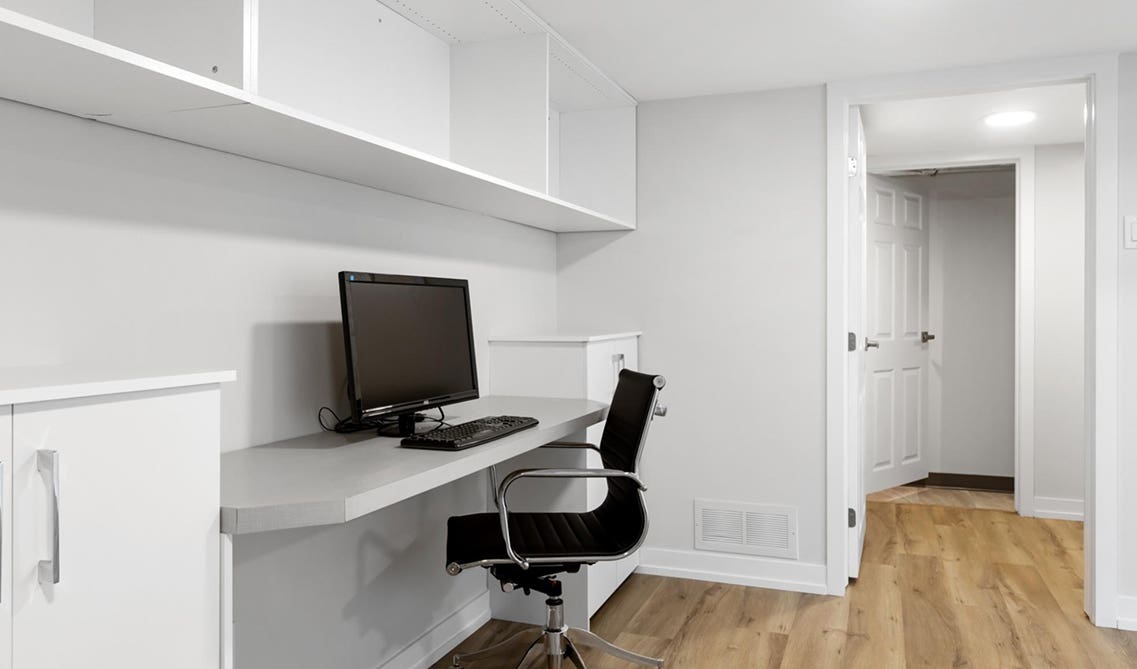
[910,472,1015,493]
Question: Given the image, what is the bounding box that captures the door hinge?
[848,156,859,177]
[848,508,857,528]
[847,332,857,352]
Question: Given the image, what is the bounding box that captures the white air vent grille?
[694,500,798,559]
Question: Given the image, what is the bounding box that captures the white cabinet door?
[11,387,220,669]
[1,406,11,669]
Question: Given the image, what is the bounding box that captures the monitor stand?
[376,412,429,438]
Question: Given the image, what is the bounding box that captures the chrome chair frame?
[448,375,668,668]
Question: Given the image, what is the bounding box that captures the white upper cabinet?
[254,0,451,157]
[3,0,242,86]
[1,0,89,32]
[450,33,550,191]
[0,0,638,232]
[93,0,244,87]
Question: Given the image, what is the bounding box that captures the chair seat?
[446,510,639,568]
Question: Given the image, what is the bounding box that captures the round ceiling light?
[984,110,1037,128]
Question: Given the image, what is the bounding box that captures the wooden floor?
[434,502,1137,668]
[867,484,1016,512]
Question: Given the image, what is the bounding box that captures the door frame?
[824,54,1120,629]
[869,147,1037,517]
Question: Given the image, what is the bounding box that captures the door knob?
[865,338,880,350]
[921,332,936,343]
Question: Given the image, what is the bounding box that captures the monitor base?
[376,412,430,438]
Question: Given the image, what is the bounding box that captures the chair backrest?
[594,369,665,552]
[598,369,665,474]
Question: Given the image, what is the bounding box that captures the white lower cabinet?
[488,332,642,624]
[1,380,225,669]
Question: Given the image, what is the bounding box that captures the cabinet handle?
[613,353,626,385]
[37,450,60,585]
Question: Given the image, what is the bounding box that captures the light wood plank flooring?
[433,502,1137,668]
[867,484,1015,511]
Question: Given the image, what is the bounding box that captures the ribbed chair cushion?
[447,509,641,566]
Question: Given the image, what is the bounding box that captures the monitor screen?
[339,272,479,420]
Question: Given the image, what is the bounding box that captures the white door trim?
[824,54,1119,630]
[869,147,1037,518]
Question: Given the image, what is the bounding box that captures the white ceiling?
[862,83,1086,156]
[519,0,1137,101]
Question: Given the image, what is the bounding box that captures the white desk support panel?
[220,396,607,535]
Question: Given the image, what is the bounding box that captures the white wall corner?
[1117,595,1137,631]
[381,591,491,669]
[1031,496,1084,521]
[637,547,828,595]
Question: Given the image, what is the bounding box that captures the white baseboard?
[1117,595,1137,631]
[381,590,491,669]
[638,547,827,595]
[1032,496,1084,521]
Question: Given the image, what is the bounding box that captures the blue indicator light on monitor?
[349,275,356,281]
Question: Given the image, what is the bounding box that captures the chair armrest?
[496,467,646,570]
[541,441,602,453]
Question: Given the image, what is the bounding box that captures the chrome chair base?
[451,597,664,669]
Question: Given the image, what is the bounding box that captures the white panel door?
[865,176,931,493]
[847,108,868,578]
[0,405,11,669]
[12,387,220,669]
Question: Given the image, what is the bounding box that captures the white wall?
[557,86,829,584]
[0,98,557,668]
[1116,52,1137,605]
[1034,144,1086,504]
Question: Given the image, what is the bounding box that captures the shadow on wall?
[0,98,549,270]
[556,229,632,273]
[249,320,347,446]
[231,473,487,668]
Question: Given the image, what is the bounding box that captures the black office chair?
[445,369,668,668]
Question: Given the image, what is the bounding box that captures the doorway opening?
[856,87,1086,522]
[849,81,1087,522]
[861,161,1023,513]
[825,56,1120,627]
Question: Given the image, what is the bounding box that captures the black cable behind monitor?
[318,405,449,435]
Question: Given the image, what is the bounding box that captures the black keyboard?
[401,415,538,451]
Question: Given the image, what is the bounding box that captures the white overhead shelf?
[0,9,634,233]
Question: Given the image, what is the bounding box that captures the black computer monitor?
[339,272,479,435]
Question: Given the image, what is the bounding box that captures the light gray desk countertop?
[221,396,607,535]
